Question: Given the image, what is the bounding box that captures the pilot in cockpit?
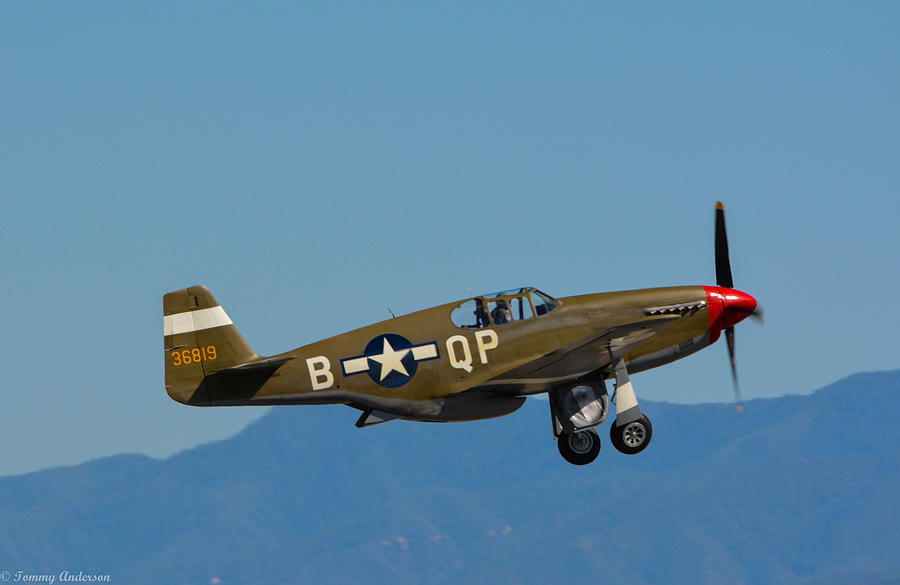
[491,299,512,325]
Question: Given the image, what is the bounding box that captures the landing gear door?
[550,381,610,437]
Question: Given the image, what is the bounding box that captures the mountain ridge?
[1,369,898,585]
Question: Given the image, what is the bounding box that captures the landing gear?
[548,361,654,463]
[609,415,653,455]
[557,428,601,465]
[549,380,608,465]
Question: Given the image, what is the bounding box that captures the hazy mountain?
[1,370,898,585]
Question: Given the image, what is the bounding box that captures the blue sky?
[2,1,898,476]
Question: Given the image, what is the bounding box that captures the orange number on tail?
[169,346,218,367]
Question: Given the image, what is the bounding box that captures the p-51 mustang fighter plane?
[164,202,760,465]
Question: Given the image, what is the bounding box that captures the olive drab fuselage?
[164,284,749,413]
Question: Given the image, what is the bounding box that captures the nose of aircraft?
[719,287,758,328]
[703,285,761,336]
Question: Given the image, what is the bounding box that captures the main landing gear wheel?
[609,415,653,455]
[558,428,601,465]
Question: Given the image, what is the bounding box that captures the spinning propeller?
[713,202,763,412]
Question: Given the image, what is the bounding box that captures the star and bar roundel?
[340,334,440,388]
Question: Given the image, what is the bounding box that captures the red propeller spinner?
[704,286,760,340]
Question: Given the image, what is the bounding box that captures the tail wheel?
[557,428,601,465]
[610,415,653,455]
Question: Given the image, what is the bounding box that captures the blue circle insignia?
[363,334,418,388]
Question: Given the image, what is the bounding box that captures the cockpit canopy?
[451,287,560,328]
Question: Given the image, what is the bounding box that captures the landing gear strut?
[608,359,654,455]
[557,428,601,465]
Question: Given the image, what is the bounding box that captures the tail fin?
[163,285,258,405]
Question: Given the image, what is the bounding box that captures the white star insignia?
[368,337,411,381]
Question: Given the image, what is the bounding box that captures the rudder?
[163,285,258,405]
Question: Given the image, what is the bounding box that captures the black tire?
[609,415,653,455]
[557,428,601,465]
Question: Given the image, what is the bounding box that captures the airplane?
[163,202,761,465]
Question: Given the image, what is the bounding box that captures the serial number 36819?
[171,346,217,366]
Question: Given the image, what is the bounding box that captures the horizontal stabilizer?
[217,355,295,374]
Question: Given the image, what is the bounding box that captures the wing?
[476,315,682,394]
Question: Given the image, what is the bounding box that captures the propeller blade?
[750,304,765,324]
[724,326,743,412]
[715,201,734,289]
